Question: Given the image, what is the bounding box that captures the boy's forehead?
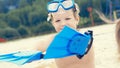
[52,8,73,16]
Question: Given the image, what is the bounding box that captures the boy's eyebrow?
[55,20,61,22]
[65,18,71,19]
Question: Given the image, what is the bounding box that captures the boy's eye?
[55,20,61,22]
[65,18,71,20]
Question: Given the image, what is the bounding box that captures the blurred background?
[0,0,120,42]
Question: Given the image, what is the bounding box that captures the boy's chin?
[56,30,61,33]
[56,28,63,32]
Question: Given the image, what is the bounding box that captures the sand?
[0,24,120,68]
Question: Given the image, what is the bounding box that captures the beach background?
[0,24,120,68]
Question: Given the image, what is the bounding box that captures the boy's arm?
[0,34,55,53]
[55,46,95,68]
[36,34,55,52]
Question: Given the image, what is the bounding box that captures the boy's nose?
[61,22,66,27]
[60,22,66,29]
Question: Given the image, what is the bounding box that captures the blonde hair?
[47,3,80,22]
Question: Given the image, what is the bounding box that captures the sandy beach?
[0,24,120,68]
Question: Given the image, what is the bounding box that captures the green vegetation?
[0,0,106,41]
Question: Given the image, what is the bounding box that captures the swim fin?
[44,26,92,59]
[0,51,43,65]
[0,26,93,65]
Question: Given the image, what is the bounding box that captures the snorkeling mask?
[47,0,75,12]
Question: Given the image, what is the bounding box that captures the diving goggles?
[47,0,75,12]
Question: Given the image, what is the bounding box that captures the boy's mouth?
[60,27,64,30]
[60,28,63,31]
[59,28,63,32]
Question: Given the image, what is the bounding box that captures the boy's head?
[47,0,80,32]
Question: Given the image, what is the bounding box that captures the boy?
[0,0,95,68]
[37,0,95,68]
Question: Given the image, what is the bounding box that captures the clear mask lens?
[48,0,74,12]
[62,0,73,8]
[48,3,59,11]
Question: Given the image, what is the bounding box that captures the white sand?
[0,24,120,68]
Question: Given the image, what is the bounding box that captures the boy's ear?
[75,14,80,21]
[75,15,80,25]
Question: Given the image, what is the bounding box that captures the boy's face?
[51,8,79,32]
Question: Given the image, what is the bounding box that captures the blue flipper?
[44,26,92,59]
[0,51,42,65]
[0,26,93,65]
